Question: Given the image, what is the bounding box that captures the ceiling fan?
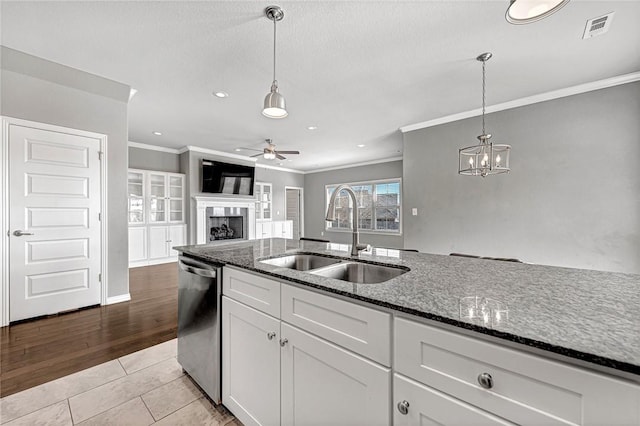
[244,139,300,160]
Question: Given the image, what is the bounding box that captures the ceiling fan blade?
[276,150,300,155]
[276,154,286,160]
[239,147,263,152]
[250,153,263,158]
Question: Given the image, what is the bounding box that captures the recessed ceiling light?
[234,148,242,152]
[214,91,229,98]
[288,159,293,162]
[278,162,283,166]
[152,131,162,136]
[307,126,318,130]
[357,144,365,148]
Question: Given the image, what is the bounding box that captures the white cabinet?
[393,316,640,425]
[128,227,147,262]
[281,322,390,426]
[255,182,272,221]
[394,374,512,426]
[254,220,293,240]
[221,267,391,426]
[128,169,186,267]
[222,296,281,426]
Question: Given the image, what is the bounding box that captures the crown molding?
[306,156,404,174]
[399,71,640,133]
[179,145,258,162]
[128,141,181,154]
[255,163,305,174]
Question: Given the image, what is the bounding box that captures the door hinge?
[98,273,102,282]
[98,151,103,160]
[98,212,101,221]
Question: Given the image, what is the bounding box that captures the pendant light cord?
[273,17,277,82]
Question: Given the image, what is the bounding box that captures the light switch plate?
[412,208,418,216]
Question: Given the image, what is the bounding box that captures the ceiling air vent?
[583,12,615,39]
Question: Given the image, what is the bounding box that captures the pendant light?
[506,0,570,25]
[458,53,511,177]
[262,5,288,119]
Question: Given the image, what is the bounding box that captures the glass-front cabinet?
[148,172,167,223]
[128,170,145,224]
[255,182,272,221]
[169,175,185,222]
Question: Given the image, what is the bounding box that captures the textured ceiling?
[2,1,639,171]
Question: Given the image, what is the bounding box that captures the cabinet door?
[281,323,391,426]
[128,227,147,262]
[394,374,513,426]
[148,172,167,223]
[272,221,284,238]
[222,297,280,426]
[127,170,145,224]
[168,224,186,257]
[283,221,293,239]
[148,226,169,259]
[168,174,184,223]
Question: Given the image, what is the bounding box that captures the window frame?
[324,178,402,236]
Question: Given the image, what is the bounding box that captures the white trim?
[0,116,109,326]
[285,186,305,239]
[400,71,640,133]
[128,141,181,154]
[1,119,9,326]
[180,145,258,162]
[307,156,404,174]
[255,162,305,174]
[106,293,131,305]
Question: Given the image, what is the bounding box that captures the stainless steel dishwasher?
[177,255,222,403]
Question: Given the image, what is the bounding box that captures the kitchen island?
[176,238,640,425]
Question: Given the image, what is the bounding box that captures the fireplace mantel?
[194,196,256,244]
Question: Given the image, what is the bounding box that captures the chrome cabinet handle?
[13,230,34,237]
[397,400,410,415]
[279,338,288,347]
[267,332,276,340]
[478,372,494,389]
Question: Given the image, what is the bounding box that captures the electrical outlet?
[321,231,324,236]
[412,208,418,216]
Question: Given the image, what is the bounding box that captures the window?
[325,179,401,234]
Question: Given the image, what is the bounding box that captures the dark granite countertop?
[176,239,640,379]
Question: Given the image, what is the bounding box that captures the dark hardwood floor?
[0,262,178,398]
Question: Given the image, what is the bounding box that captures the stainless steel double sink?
[259,253,408,284]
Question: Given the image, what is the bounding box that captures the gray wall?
[128,146,181,173]
[1,47,131,297]
[181,149,304,244]
[403,82,640,274]
[303,161,404,248]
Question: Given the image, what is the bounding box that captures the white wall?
[403,82,640,274]
[1,46,131,297]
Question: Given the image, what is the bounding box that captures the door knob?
[13,230,34,237]
[279,338,288,347]
[397,400,410,415]
[267,332,276,340]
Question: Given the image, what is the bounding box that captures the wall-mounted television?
[202,160,255,196]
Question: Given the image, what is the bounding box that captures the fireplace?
[208,213,244,242]
[195,196,256,244]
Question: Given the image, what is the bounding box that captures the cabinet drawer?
[394,373,513,426]
[223,267,280,317]
[395,317,640,425]
[281,283,391,366]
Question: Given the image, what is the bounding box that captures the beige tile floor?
[0,339,241,425]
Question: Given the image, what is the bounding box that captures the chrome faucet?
[326,184,370,256]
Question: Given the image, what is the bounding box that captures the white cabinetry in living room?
[128,169,186,267]
[255,220,293,240]
[221,267,391,426]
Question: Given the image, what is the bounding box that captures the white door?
[168,224,185,257]
[222,296,281,426]
[281,323,391,426]
[9,124,102,322]
[285,188,302,239]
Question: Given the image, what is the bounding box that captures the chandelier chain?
[481,59,486,136]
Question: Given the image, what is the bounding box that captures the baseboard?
[129,257,178,268]
[106,293,131,305]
